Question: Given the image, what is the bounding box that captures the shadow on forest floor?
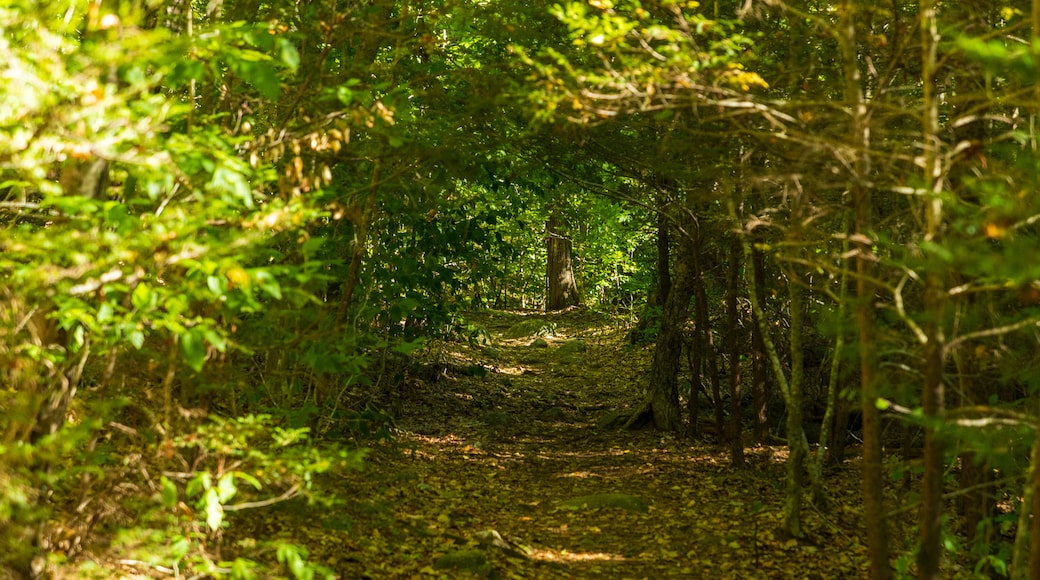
[228,308,876,579]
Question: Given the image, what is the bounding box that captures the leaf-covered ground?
[229,308,881,579]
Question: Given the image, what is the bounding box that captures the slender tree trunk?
[751,244,769,444]
[954,341,992,555]
[688,219,707,438]
[657,209,672,305]
[1027,396,1040,578]
[829,391,850,464]
[856,242,889,579]
[1018,3,1040,577]
[686,333,700,438]
[730,198,816,539]
[918,1,946,576]
[784,268,806,538]
[1010,428,1037,579]
[837,0,890,575]
[827,233,852,466]
[727,231,745,466]
[811,253,847,510]
[546,212,581,311]
[697,230,724,436]
[708,327,723,437]
[337,162,382,325]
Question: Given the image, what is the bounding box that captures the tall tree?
[726,187,746,466]
[835,0,891,575]
[917,0,946,576]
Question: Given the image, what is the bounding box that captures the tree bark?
[750,244,769,444]
[337,162,382,325]
[1028,400,1040,579]
[727,231,745,466]
[1011,445,1035,579]
[954,342,992,554]
[693,224,725,436]
[918,1,946,576]
[837,0,890,575]
[642,214,697,431]
[657,209,672,305]
[1019,3,1040,577]
[687,219,707,438]
[730,196,816,540]
[546,212,581,311]
[811,243,847,510]
[784,268,806,538]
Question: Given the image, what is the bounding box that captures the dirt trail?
[235,309,871,579]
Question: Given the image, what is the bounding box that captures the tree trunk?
[546,213,580,311]
[1028,400,1040,579]
[686,335,700,438]
[727,231,745,466]
[694,225,725,437]
[337,162,382,325]
[750,244,769,444]
[829,391,850,465]
[687,220,707,438]
[1011,394,1040,579]
[918,1,946,576]
[918,280,946,580]
[784,268,806,538]
[643,215,698,432]
[707,327,723,438]
[857,234,889,580]
[837,0,890,574]
[811,259,846,510]
[1017,3,1040,577]
[730,196,814,540]
[657,209,672,305]
[954,342,993,556]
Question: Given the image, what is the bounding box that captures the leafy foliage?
[2,0,1040,577]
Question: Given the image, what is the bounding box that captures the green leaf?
[131,283,152,310]
[187,472,210,498]
[203,328,227,352]
[204,487,224,531]
[234,471,263,491]
[275,543,313,580]
[278,38,300,72]
[236,60,281,99]
[393,338,425,355]
[210,166,253,208]
[300,236,325,258]
[182,330,207,372]
[97,302,114,323]
[207,275,225,296]
[170,535,192,560]
[127,329,145,350]
[217,472,238,503]
[227,558,258,578]
[336,85,354,106]
[253,269,282,299]
[389,297,420,320]
[160,476,178,509]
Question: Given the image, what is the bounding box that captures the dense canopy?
[3,0,1040,578]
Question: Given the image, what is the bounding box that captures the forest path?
[234,309,871,579]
